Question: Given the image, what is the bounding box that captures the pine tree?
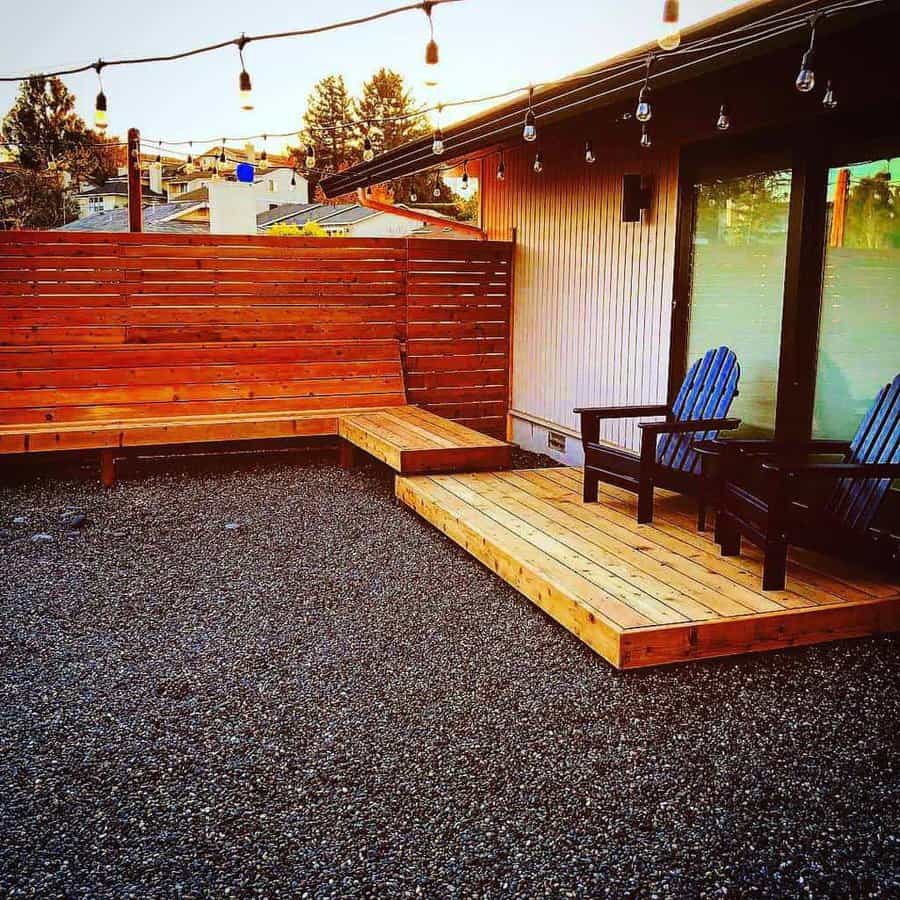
[355,68,429,154]
[292,75,357,195]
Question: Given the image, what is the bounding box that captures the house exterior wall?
[481,124,679,462]
[346,213,422,239]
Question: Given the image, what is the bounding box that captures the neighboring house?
[257,202,458,238]
[75,175,166,218]
[321,0,900,465]
[58,202,208,234]
[168,167,307,209]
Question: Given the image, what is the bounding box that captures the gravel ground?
[1,446,898,899]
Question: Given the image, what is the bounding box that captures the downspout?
[356,189,486,240]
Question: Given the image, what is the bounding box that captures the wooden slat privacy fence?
[0,232,513,439]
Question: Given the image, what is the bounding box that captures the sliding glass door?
[813,155,900,438]
[685,167,792,436]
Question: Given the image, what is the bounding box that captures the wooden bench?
[0,338,413,483]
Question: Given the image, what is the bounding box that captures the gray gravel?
[1,447,898,899]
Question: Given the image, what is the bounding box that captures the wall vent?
[547,430,567,452]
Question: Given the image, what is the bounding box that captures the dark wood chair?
[575,346,741,525]
[715,374,900,590]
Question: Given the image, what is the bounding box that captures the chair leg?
[582,469,599,503]
[637,476,653,524]
[719,514,740,556]
[762,542,787,591]
[100,449,116,487]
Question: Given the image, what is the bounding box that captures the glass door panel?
[686,169,793,436]
[813,157,900,438]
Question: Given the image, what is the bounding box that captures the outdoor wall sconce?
[622,174,653,222]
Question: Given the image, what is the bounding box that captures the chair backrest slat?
[657,346,740,475]
[826,374,900,531]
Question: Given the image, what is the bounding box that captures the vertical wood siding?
[482,126,680,452]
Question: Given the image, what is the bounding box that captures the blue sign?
[235,162,254,183]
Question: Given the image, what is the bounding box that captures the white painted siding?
[482,125,680,460]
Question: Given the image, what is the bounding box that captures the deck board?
[396,467,900,668]
[339,406,511,475]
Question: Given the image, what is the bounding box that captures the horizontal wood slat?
[0,232,513,441]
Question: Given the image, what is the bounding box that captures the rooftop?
[58,203,208,234]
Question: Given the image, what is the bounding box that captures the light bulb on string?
[640,124,652,149]
[432,126,444,156]
[363,136,375,163]
[365,184,372,197]
[424,1,439,66]
[219,142,227,165]
[795,15,818,93]
[290,170,297,190]
[585,140,596,164]
[93,61,108,132]
[523,87,537,142]
[185,142,195,174]
[497,151,506,182]
[822,80,837,109]
[155,142,162,164]
[533,151,543,174]
[260,135,267,164]
[636,57,653,123]
[433,175,441,198]
[460,160,469,193]
[410,187,418,203]
[658,0,681,51]
[716,103,731,131]
[305,144,316,169]
[236,35,253,111]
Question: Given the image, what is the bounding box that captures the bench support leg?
[339,439,358,470]
[100,449,116,487]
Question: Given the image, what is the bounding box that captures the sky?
[1,0,741,155]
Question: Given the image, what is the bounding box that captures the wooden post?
[829,167,849,248]
[100,449,116,487]
[127,128,143,233]
[339,439,357,470]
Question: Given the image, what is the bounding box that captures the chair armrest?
[638,417,741,435]
[574,404,669,419]
[761,460,900,479]
[712,438,852,455]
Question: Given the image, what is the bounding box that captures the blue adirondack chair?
[715,374,900,590]
[575,346,741,525]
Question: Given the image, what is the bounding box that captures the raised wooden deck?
[339,406,511,475]
[396,466,900,668]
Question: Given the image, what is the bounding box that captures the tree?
[356,69,441,206]
[291,75,357,195]
[268,221,332,237]
[0,169,78,229]
[1,75,117,227]
[356,68,429,153]
[844,172,899,249]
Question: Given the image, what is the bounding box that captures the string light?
[261,135,268,163]
[716,103,731,131]
[424,1,439,65]
[640,124,652,148]
[533,151,543,174]
[822,79,837,109]
[363,136,375,162]
[460,159,469,192]
[659,0,681,51]
[523,87,537,142]
[93,62,108,132]
[584,140,596,164]
[410,187,418,202]
[305,143,317,169]
[636,56,653,122]
[433,174,441,198]
[290,169,297,189]
[155,142,162,163]
[219,142,227,164]
[496,150,505,181]
[432,127,445,156]
[236,35,253,111]
[185,142,195,173]
[795,15,818,92]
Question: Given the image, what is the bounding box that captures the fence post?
[127,128,143,233]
